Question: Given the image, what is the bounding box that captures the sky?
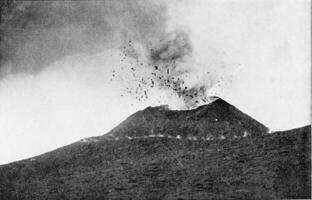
[0,0,310,164]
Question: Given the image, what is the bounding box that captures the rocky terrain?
[0,98,310,199]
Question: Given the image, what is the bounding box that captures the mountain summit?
[104,97,269,141]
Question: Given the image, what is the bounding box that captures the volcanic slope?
[0,98,310,200]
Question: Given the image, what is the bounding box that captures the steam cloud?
[0,0,215,109]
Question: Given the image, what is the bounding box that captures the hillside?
[0,99,310,199]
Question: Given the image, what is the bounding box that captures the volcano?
[104,97,269,141]
[0,98,310,199]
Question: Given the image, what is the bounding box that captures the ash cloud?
[0,0,215,109]
[149,31,192,63]
[0,0,166,76]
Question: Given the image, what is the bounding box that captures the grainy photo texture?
[0,0,310,199]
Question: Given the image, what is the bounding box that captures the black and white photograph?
[0,0,310,199]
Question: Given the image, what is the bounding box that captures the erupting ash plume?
[114,29,216,109]
[0,0,217,109]
[147,31,212,109]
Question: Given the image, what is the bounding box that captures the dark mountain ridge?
[0,98,310,199]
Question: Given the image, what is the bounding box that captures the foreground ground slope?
[0,125,310,199]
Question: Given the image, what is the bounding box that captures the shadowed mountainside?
[0,98,310,200]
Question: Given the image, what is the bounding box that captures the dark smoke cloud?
[0,0,167,76]
[0,0,215,109]
[150,31,192,63]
